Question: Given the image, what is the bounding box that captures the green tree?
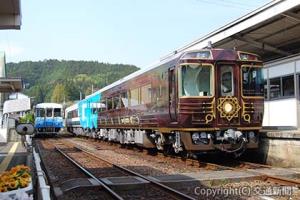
[51,83,67,103]
[6,59,139,103]
[28,85,46,104]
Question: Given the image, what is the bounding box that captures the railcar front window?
[220,66,234,96]
[242,67,264,96]
[36,108,45,117]
[54,108,61,117]
[181,65,212,96]
[46,108,53,117]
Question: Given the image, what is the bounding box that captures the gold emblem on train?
[205,98,215,124]
[217,96,241,121]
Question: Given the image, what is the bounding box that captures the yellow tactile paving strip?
[0,142,19,172]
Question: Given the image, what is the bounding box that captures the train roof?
[91,52,182,95]
[86,48,260,98]
[65,103,78,112]
[35,103,63,109]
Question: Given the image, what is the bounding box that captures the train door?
[168,67,177,122]
[216,64,240,126]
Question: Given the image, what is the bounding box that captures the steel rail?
[74,145,195,200]
[262,175,300,186]
[213,160,300,187]
[54,145,124,200]
[234,160,272,169]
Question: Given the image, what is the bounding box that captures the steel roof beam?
[232,35,291,56]
[234,22,300,50]
[281,11,300,23]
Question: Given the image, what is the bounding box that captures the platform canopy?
[162,0,300,63]
[0,0,21,30]
[0,78,22,93]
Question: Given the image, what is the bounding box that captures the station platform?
[0,131,30,173]
[259,130,300,167]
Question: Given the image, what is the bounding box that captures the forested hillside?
[6,59,139,104]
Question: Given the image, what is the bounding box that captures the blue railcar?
[79,92,102,131]
[34,103,64,135]
[65,92,104,135]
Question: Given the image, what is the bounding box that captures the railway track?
[36,137,300,199]
[54,145,124,200]
[35,139,114,200]
[71,137,300,188]
[72,137,272,171]
[54,141,195,200]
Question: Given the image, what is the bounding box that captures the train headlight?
[192,133,200,141]
[223,102,233,113]
[200,132,207,138]
[249,131,255,138]
[192,132,209,145]
[248,131,258,143]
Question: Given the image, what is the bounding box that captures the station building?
[162,0,300,130]
[0,0,23,143]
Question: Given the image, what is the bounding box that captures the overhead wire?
[217,0,264,8]
[195,0,266,10]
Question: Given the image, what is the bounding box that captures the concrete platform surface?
[261,130,300,139]
[0,141,29,173]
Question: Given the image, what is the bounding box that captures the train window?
[100,100,106,112]
[182,51,211,59]
[242,67,264,96]
[141,84,152,104]
[73,109,78,118]
[282,75,294,97]
[181,65,212,96]
[46,108,52,117]
[92,108,98,114]
[220,66,234,96]
[264,80,268,99]
[130,88,140,106]
[107,98,113,110]
[36,108,45,117]
[54,108,61,117]
[121,92,129,107]
[270,78,281,99]
[113,96,121,109]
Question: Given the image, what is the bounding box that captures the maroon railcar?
[96,48,264,156]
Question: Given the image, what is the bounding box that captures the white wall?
[263,55,299,128]
[268,62,294,78]
[263,98,297,127]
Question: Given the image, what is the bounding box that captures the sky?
[0,0,271,68]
